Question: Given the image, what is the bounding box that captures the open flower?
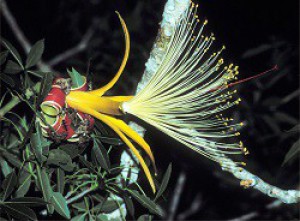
[64,7,249,193]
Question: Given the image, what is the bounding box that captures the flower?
[62,6,252,193]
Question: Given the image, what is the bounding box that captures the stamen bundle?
[122,3,246,167]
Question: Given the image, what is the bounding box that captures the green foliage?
[0,39,170,220]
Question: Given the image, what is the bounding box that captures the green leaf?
[155,163,172,201]
[92,139,110,170]
[93,199,121,213]
[47,149,74,172]
[36,166,54,213]
[6,197,47,207]
[0,50,8,65]
[50,192,71,219]
[127,190,162,216]
[1,170,17,201]
[282,139,300,166]
[37,72,54,104]
[0,73,15,87]
[2,204,37,221]
[123,195,135,217]
[0,157,12,177]
[30,123,49,163]
[99,136,123,146]
[1,38,24,68]
[15,167,32,197]
[26,39,44,68]
[4,60,23,74]
[56,168,65,194]
[79,156,96,173]
[59,143,79,159]
[67,67,85,89]
[2,151,22,168]
[71,213,87,221]
[96,214,110,221]
[137,215,153,221]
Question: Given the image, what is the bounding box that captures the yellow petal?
[106,96,134,102]
[89,12,130,96]
[100,114,157,173]
[66,91,122,116]
[70,104,156,193]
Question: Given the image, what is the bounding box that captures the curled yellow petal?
[100,114,157,173]
[89,12,130,96]
[67,104,156,193]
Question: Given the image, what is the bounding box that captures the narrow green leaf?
[2,204,37,221]
[92,139,110,170]
[7,197,47,207]
[0,157,12,177]
[1,170,17,201]
[0,73,15,87]
[96,214,110,221]
[25,39,44,68]
[127,190,162,216]
[56,168,65,194]
[155,163,172,201]
[1,38,23,68]
[50,192,71,219]
[30,123,49,163]
[0,50,8,65]
[36,166,54,213]
[282,139,300,166]
[15,167,32,197]
[123,195,135,217]
[93,199,121,213]
[71,213,87,221]
[4,60,23,74]
[99,136,123,146]
[79,156,96,173]
[2,151,22,168]
[37,72,54,104]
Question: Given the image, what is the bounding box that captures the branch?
[0,0,31,53]
[66,186,96,205]
[227,200,282,221]
[0,0,52,72]
[47,27,95,66]
[220,157,300,203]
[177,194,202,220]
[167,172,186,221]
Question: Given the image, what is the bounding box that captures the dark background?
[2,0,299,220]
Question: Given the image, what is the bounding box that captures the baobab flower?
[42,5,276,193]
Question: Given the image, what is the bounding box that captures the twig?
[0,0,52,71]
[0,0,31,53]
[0,96,20,118]
[177,194,202,220]
[221,157,300,203]
[227,200,282,221]
[167,172,186,221]
[47,27,95,66]
[66,186,96,205]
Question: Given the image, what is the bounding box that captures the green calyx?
[67,67,85,89]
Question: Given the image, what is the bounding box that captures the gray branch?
[0,0,52,71]
[47,27,95,66]
[167,172,186,221]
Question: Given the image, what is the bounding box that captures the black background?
[2,0,299,220]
